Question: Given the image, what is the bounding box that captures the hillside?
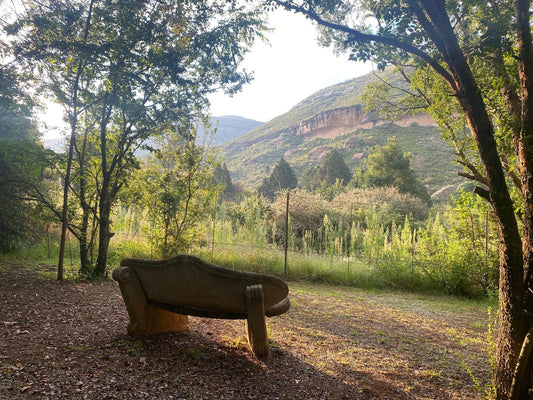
[221,70,462,195]
[204,115,264,145]
[43,115,263,151]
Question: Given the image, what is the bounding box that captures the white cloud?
[208,9,373,122]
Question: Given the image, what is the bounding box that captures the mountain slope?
[221,70,461,194]
[208,115,263,145]
[43,115,263,152]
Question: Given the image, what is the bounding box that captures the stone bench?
[112,255,290,357]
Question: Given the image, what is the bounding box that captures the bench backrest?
[120,255,289,318]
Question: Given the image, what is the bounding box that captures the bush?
[331,186,429,227]
[271,189,330,238]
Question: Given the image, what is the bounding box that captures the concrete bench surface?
[113,255,290,357]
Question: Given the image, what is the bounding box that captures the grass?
[3,230,496,303]
[192,243,454,297]
[6,231,488,319]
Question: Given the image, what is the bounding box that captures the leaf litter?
[0,262,491,399]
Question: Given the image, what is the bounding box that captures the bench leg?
[245,284,269,357]
[146,305,189,334]
[113,266,188,335]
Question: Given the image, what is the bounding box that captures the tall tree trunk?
[94,188,112,277]
[289,0,532,394]
[417,2,528,397]
[92,89,115,278]
[57,0,95,281]
[510,0,533,397]
[94,117,111,277]
[451,66,526,400]
[79,209,91,276]
[78,127,92,276]
[57,135,75,281]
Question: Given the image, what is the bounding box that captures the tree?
[10,0,265,278]
[258,157,298,200]
[0,65,45,251]
[362,137,431,205]
[302,149,352,190]
[129,122,221,257]
[269,1,533,397]
[213,163,235,201]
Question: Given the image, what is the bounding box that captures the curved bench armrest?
[265,296,291,318]
[112,266,149,334]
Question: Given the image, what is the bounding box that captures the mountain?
[208,116,264,145]
[221,70,462,195]
[42,115,263,152]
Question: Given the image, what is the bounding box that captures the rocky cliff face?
[283,105,436,140]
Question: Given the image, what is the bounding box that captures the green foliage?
[7,0,266,275]
[0,64,52,252]
[257,157,297,200]
[213,163,235,201]
[332,186,429,227]
[358,136,431,205]
[126,123,221,257]
[12,182,498,299]
[271,189,329,238]
[302,149,352,191]
[226,193,272,227]
[417,192,498,298]
[194,185,495,298]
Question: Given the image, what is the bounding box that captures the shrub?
[331,186,429,227]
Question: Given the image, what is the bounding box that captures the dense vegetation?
[3,0,265,278]
[221,74,460,192]
[267,1,533,398]
[2,0,532,398]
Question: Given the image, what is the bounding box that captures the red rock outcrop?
[283,105,436,140]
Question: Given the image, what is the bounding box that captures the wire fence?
[102,192,499,296]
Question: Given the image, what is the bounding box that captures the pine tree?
[213,163,234,201]
[302,150,352,190]
[319,150,352,186]
[258,157,297,200]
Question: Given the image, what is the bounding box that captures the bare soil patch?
[0,261,491,399]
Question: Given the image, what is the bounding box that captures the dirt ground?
[0,261,491,399]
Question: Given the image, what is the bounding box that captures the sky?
[207,8,373,122]
[41,8,374,139]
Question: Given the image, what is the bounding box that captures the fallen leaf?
[20,384,32,393]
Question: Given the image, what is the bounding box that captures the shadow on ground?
[0,262,488,399]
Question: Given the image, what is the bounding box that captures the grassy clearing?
[4,234,493,301]
[193,243,457,297]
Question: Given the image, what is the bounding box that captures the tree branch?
[473,185,490,201]
[270,0,455,88]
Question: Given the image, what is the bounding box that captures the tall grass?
[192,190,498,298]
[108,189,499,298]
[3,190,497,298]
